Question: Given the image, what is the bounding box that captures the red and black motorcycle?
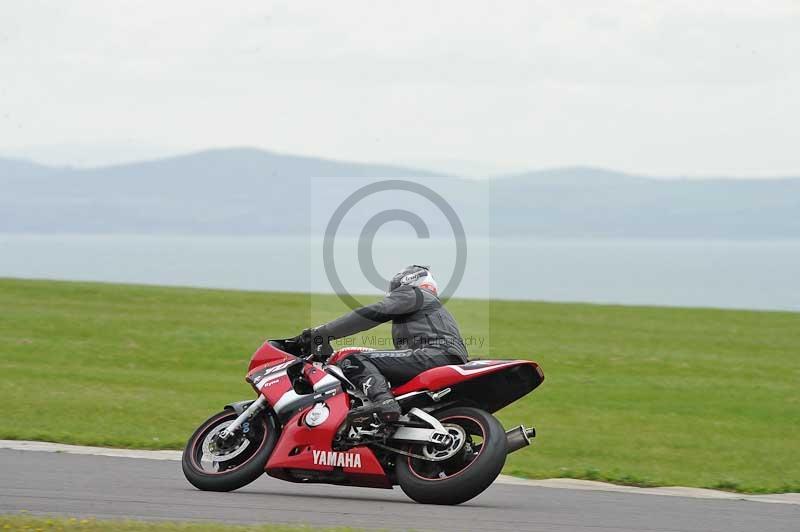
[182,338,544,505]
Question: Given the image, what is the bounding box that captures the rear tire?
[396,406,507,505]
[182,408,277,492]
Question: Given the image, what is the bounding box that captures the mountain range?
[2,148,799,239]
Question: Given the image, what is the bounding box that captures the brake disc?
[202,420,252,463]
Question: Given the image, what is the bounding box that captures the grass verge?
[0,514,363,532]
[1,278,798,493]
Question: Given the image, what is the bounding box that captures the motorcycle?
[182,338,544,505]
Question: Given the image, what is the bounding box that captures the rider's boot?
[348,376,402,427]
[347,398,402,427]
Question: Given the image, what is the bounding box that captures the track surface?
[1,449,797,532]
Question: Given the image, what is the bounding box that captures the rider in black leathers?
[302,265,468,424]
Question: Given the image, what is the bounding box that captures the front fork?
[218,395,267,440]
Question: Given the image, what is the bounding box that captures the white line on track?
[2,440,797,505]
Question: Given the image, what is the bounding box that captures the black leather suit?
[315,285,468,403]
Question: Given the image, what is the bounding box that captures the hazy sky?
[2,1,798,176]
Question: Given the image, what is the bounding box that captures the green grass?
[1,278,798,493]
[0,514,363,531]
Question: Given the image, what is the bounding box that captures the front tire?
[396,406,507,505]
[182,408,277,492]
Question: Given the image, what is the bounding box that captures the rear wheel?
[182,408,277,492]
[396,406,507,505]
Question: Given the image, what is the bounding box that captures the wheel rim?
[190,412,268,475]
[407,415,486,481]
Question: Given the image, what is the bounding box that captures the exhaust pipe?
[506,425,536,454]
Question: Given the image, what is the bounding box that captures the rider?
[301,265,468,425]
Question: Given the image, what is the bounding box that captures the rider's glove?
[301,327,333,363]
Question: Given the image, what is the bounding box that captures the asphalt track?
[1,449,797,532]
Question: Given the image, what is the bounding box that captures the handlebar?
[270,334,330,363]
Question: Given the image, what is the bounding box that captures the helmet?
[389,265,438,295]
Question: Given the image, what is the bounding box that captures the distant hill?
[1,148,799,238]
[498,166,648,185]
[492,167,800,238]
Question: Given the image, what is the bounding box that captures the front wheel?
[396,406,507,505]
[182,408,277,492]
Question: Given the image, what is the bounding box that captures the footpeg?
[427,388,451,402]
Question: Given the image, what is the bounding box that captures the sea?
[0,234,798,312]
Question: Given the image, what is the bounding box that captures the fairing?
[392,360,544,413]
[248,340,294,372]
[265,393,390,488]
[245,342,391,488]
